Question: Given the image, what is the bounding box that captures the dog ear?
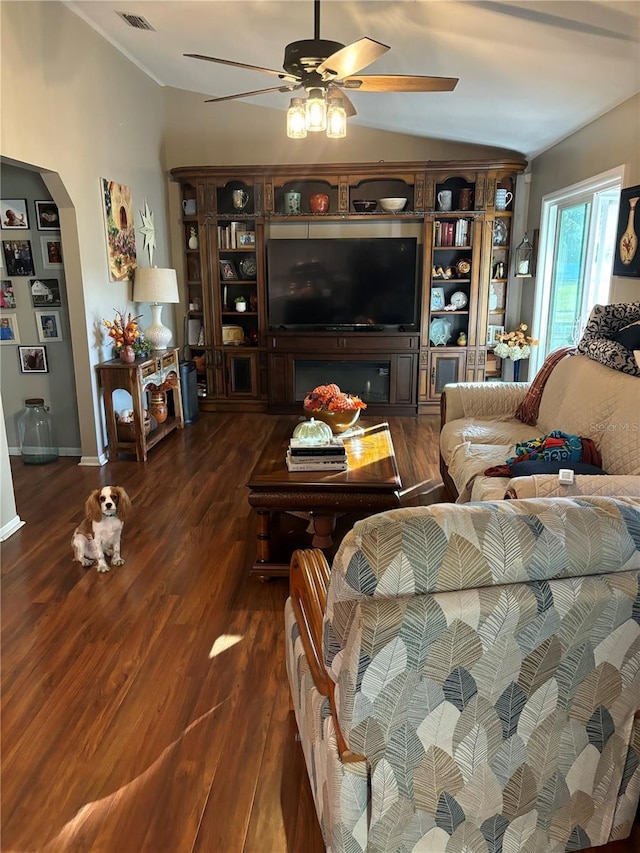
[85,490,102,522]
[115,487,132,520]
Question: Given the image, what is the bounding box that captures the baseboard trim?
[79,454,107,467]
[1,515,25,542]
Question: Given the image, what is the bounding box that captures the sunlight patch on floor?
[209,633,243,658]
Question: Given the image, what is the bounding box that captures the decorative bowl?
[303,406,360,434]
[378,197,407,212]
[352,199,378,213]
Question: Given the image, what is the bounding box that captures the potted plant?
[234,296,247,313]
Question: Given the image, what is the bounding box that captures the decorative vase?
[457,332,467,346]
[120,345,135,363]
[512,359,521,382]
[188,227,198,250]
[235,301,247,313]
[148,391,168,424]
[619,196,639,266]
[309,193,329,214]
[303,405,360,434]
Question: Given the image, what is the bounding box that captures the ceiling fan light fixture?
[287,97,307,138]
[305,88,327,132]
[326,96,347,138]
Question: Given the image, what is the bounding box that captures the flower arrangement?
[303,383,367,412]
[494,323,539,361]
[104,309,142,349]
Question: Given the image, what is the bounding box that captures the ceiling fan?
[184,0,458,126]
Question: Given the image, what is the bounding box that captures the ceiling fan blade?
[342,75,459,93]
[317,37,389,80]
[185,53,299,83]
[205,84,301,104]
[328,84,357,117]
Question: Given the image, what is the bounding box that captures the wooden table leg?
[310,513,336,549]
[255,509,272,563]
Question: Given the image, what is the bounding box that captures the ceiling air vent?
[116,11,155,31]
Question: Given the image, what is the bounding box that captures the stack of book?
[286,438,347,472]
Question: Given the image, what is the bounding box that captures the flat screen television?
[266,237,418,330]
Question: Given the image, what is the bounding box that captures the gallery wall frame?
[30,278,61,308]
[2,240,35,276]
[18,345,48,373]
[613,184,640,277]
[1,279,16,309]
[1,199,29,230]
[40,236,63,269]
[0,313,20,344]
[35,310,63,342]
[35,201,60,231]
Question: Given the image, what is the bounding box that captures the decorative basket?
[117,412,154,442]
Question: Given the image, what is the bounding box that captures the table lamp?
[133,267,180,351]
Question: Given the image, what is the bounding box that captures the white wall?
[1,0,173,465]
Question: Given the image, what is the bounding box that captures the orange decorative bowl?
[303,406,360,434]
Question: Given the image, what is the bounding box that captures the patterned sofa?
[285,497,640,853]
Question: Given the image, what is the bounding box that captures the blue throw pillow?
[509,460,608,477]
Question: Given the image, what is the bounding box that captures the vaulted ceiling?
[66,1,640,158]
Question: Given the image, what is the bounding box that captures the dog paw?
[111,557,125,566]
[97,564,110,573]
[80,558,94,567]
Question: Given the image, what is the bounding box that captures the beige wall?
[525,93,640,318]
[162,87,523,170]
[1,0,172,465]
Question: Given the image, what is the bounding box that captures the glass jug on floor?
[18,398,59,464]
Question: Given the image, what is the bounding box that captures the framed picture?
[0,313,20,344]
[431,286,445,311]
[1,279,16,309]
[18,345,48,373]
[2,240,35,276]
[40,236,63,269]
[101,178,137,282]
[35,201,60,231]
[487,324,505,346]
[613,185,640,277]
[219,259,238,280]
[238,231,256,246]
[35,310,62,342]
[30,278,61,308]
[1,199,29,230]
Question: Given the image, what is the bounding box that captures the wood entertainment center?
[170,158,527,414]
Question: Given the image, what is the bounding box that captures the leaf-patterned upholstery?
[286,496,640,852]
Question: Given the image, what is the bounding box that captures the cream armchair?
[286,497,640,852]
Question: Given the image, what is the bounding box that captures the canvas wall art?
[613,185,640,277]
[101,178,137,282]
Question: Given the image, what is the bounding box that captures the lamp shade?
[133,267,180,351]
[133,267,179,304]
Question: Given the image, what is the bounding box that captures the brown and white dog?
[72,486,131,572]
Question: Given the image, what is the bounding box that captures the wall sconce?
[515,233,534,277]
[133,267,180,350]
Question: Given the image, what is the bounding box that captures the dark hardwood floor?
[2,412,638,853]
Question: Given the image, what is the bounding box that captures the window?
[531,167,623,372]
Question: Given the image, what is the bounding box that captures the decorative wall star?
[138,200,156,265]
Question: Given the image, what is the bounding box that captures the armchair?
[286,497,640,852]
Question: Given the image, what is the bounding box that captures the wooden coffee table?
[246,419,402,578]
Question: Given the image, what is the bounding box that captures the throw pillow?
[514,346,576,426]
[612,320,640,351]
[509,460,608,477]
